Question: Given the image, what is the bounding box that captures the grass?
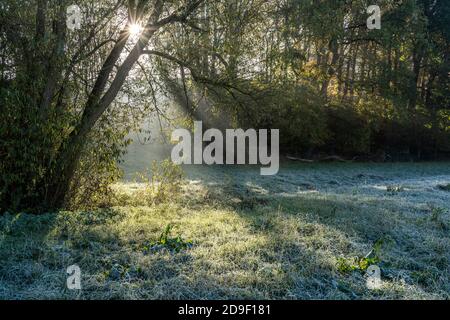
[0,162,449,299]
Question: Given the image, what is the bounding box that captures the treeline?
[0,0,449,212]
[164,0,450,161]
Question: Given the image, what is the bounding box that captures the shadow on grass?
[1,162,449,299]
[221,178,450,299]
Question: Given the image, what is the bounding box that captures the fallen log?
[286,156,314,163]
[286,155,350,163]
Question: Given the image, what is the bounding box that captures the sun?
[129,23,143,35]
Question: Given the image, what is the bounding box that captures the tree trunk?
[47,0,205,209]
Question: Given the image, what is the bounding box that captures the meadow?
[1,162,449,299]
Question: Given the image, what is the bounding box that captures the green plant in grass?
[143,224,193,253]
[337,256,380,274]
[430,206,448,230]
[337,237,392,274]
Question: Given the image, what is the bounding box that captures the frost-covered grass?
[0,162,449,299]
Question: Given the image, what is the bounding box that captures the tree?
[1,0,449,212]
[1,0,208,211]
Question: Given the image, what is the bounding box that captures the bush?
[0,88,64,212]
[234,83,329,155]
[133,160,185,205]
[0,87,132,213]
[325,103,371,156]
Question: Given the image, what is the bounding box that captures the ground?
[0,162,449,299]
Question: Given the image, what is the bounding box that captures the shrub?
[0,87,132,213]
[133,160,185,205]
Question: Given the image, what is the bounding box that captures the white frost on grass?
[1,162,449,299]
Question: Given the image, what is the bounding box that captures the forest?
[0,0,449,301]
